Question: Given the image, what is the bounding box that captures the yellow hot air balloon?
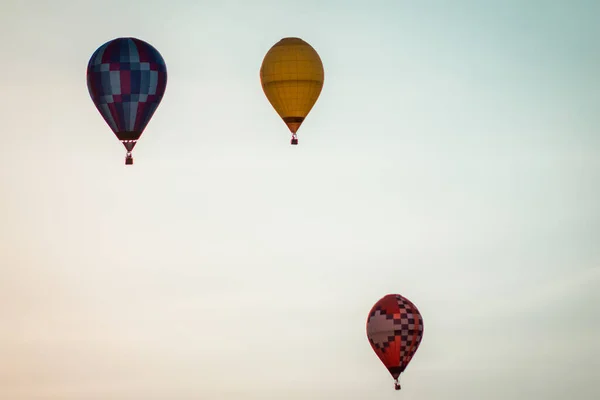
[260,37,324,145]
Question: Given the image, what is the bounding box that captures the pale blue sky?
[0,1,599,399]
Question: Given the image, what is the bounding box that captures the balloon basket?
[125,155,133,165]
[290,138,298,145]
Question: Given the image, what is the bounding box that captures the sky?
[0,0,599,399]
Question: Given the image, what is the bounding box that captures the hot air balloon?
[87,37,167,165]
[259,37,324,145]
[366,294,424,391]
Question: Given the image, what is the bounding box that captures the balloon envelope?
[87,37,167,163]
[366,294,424,387]
[260,37,324,142]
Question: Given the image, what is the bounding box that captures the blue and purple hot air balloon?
[87,37,167,165]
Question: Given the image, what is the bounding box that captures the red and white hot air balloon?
[366,294,424,391]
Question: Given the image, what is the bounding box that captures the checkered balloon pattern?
[86,37,167,141]
[366,294,424,379]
